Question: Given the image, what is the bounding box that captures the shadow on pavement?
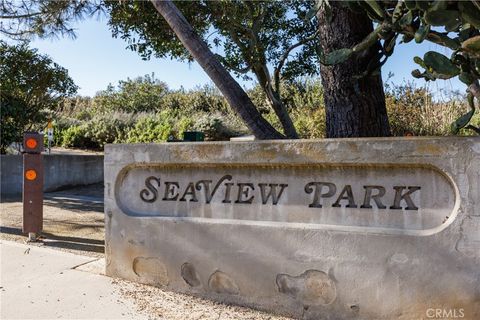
[0,226,104,254]
[43,197,104,213]
[1,196,104,214]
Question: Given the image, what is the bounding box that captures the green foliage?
[323,48,353,65]
[93,74,169,113]
[52,76,476,150]
[0,0,103,41]
[60,96,95,120]
[462,35,480,58]
[105,1,319,81]
[177,117,195,138]
[61,126,92,149]
[125,112,175,143]
[84,113,135,147]
[58,112,135,149]
[292,108,326,139]
[52,117,81,146]
[385,82,471,136]
[451,94,475,134]
[423,51,460,79]
[193,114,239,141]
[161,85,231,115]
[0,41,78,153]
[105,0,320,137]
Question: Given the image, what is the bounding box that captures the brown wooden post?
[22,132,44,240]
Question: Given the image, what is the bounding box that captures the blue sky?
[26,16,465,99]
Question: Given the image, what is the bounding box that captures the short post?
[22,132,44,241]
[47,120,53,154]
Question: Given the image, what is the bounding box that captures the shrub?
[292,108,326,139]
[125,112,175,143]
[193,113,241,141]
[46,117,81,147]
[59,96,94,120]
[177,116,195,139]
[61,125,95,148]
[83,113,135,147]
[282,78,324,111]
[93,74,169,113]
[385,83,469,136]
[52,78,479,152]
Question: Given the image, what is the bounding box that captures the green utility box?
[183,131,205,142]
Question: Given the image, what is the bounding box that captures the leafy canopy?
[93,74,169,113]
[0,41,78,153]
[107,0,319,138]
[105,0,319,82]
[0,0,103,40]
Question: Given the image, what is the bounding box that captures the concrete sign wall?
[105,137,480,319]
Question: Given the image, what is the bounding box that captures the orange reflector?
[25,169,37,181]
[26,138,38,149]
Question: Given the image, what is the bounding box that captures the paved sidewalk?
[0,240,145,320]
[0,240,291,320]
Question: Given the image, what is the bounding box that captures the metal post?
[22,132,44,241]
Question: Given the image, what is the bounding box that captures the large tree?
[107,0,394,138]
[107,0,323,138]
[0,41,78,153]
[144,0,284,139]
[317,1,391,137]
[318,0,480,134]
[1,0,394,139]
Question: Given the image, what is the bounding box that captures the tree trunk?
[250,64,298,138]
[317,2,391,138]
[266,88,298,139]
[151,0,284,139]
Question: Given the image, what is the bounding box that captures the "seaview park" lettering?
[139,174,421,210]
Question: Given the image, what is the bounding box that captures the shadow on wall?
[0,154,104,197]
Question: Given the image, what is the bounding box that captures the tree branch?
[0,27,35,36]
[0,12,42,19]
[468,81,480,100]
[214,54,251,74]
[274,29,320,93]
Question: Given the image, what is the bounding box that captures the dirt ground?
[1,183,104,257]
[0,184,291,320]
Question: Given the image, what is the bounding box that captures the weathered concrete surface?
[105,137,480,319]
[1,154,103,196]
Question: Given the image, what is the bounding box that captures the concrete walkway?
[0,240,146,320]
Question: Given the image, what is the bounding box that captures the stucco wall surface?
[104,137,480,319]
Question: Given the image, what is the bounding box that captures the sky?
[22,16,465,99]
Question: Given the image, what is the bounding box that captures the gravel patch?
[112,278,292,320]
